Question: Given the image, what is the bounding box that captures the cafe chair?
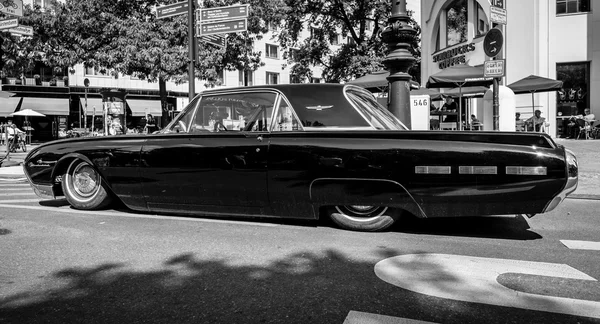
[576,119,592,140]
[539,121,550,134]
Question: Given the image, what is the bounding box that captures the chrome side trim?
[506,166,547,175]
[459,166,497,175]
[415,166,451,174]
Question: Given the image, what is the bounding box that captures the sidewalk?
[1,140,599,197]
[0,143,40,180]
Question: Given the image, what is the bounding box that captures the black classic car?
[23,84,578,231]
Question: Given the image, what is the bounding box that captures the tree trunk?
[159,77,168,128]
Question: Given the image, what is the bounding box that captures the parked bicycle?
[9,133,27,153]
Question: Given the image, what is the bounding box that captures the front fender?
[309,178,426,218]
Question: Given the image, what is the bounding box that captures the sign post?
[484,26,505,131]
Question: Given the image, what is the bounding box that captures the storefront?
[420,0,596,137]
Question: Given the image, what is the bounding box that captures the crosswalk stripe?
[560,240,600,251]
[0,199,43,203]
[343,311,437,324]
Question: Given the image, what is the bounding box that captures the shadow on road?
[0,249,583,324]
[393,215,542,240]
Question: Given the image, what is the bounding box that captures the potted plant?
[49,77,57,86]
[34,74,41,85]
[63,76,69,86]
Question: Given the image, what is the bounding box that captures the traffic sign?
[491,0,504,9]
[156,1,189,19]
[198,18,247,36]
[490,6,507,25]
[484,59,505,78]
[199,4,249,22]
[483,28,503,57]
[201,35,226,48]
[8,25,33,36]
[0,0,23,17]
[0,18,19,30]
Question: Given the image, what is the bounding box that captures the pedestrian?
[145,114,157,134]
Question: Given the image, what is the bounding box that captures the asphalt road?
[0,180,599,324]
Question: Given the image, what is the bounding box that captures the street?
[0,180,599,323]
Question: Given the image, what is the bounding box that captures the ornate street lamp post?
[381,0,417,129]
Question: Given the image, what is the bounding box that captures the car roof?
[199,83,354,95]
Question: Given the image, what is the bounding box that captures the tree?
[258,0,422,84]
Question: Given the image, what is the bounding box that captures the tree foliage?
[1,0,422,91]
[258,0,422,83]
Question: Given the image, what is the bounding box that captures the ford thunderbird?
[23,84,578,231]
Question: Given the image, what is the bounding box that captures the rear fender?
[309,178,426,218]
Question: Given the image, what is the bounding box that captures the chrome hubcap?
[72,164,99,198]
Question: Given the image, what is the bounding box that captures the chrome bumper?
[30,183,56,200]
[544,149,578,213]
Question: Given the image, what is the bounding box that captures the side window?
[273,100,301,131]
[167,96,200,133]
[190,92,277,133]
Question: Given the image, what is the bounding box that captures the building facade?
[420,0,594,137]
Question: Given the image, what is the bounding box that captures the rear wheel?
[327,205,401,231]
[62,160,112,210]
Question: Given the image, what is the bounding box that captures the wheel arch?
[51,153,114,198]
[309,178,426,218]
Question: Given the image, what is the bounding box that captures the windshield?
[345,88,408,130]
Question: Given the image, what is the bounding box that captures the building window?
[84,67,114,77]
[265,44,278,59]
[266,72,279,85]
[239,70,253,86]
[556,62,590,116]
[557,0,590,14]
[311,77,321,84]
[446,0,468,46]
[266,21,278,31]
[476,2,489,36]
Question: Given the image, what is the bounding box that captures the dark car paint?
[24,129,568,220]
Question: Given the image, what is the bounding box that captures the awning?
[0,97,22,117]
[79,98,104,114]
[127,99,162,117]
[21,97,69,115]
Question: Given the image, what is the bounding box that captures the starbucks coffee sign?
[432,43,476,69]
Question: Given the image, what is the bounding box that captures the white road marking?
[0,192,36,196]
[0,178,27,182]
[0,203,279,227]
[0,199,42,203]
[561,240,600,251]
[343,311,437,324]
[375,253,600,319]
[0,188,33,191]
[0,183,31,187]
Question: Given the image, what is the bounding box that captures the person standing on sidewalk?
[6,120,24,152]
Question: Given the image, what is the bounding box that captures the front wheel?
[62,160,112,210]
[327,206,401,231]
